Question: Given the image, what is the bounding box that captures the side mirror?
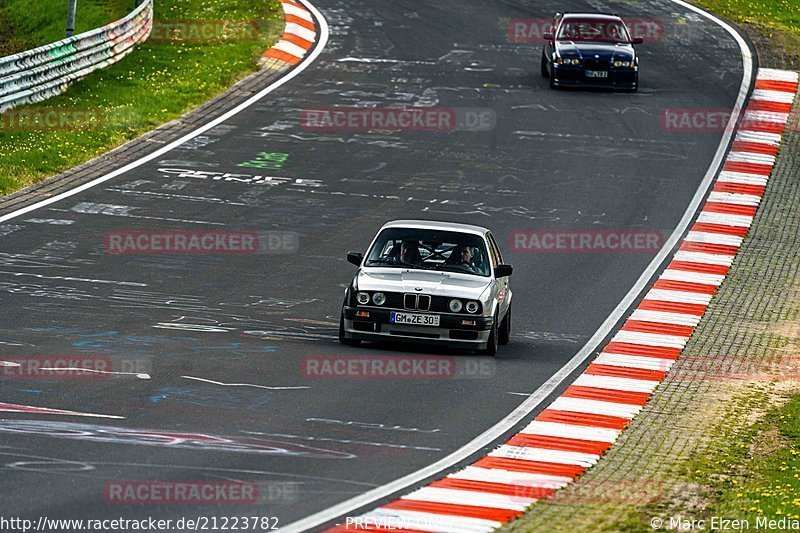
[347,251,363,266]
[543,32,554,41]
[630,36,644,44]
[494,264,513,278]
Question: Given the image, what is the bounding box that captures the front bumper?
[342,306,493,349]
[552,65,638,89]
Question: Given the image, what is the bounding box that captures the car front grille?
[584,58,610,69]
[404,293,431,311]
[366,291,480,315]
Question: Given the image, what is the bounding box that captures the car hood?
[555,41,634,61]
[357,268,491,299]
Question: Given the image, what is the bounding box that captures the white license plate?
[586,70,608,78]
[391,312,440,327]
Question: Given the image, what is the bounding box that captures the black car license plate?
[586,70,609,78]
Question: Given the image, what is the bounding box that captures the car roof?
[561,13,624,22]
[379,219,490,237]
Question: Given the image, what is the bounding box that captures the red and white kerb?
[262,0,317,65]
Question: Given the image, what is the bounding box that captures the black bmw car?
[541,13,642,91]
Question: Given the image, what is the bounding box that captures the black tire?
[499,304,511,345]
[540,54,549,78]
[549,71,556,89]
[338,313,360,346]
[481,312,499,356]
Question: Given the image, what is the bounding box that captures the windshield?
[365,228,491,277]
[556,19,631,43]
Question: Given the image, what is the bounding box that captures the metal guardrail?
[0,0,153,113]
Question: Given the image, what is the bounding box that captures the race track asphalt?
[0,0,748,527]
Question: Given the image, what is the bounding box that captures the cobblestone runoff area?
[503,61,800,533]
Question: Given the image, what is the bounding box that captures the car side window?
[487,233,504,265]
[485,234,500,267]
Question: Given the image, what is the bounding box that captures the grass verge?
[698,389,800,523]
[0,0,283,195]
[691,0,800,60]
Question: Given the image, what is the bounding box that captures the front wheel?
[481,312,499,356]
[540,54,549,78]
[339,313,360,346]
[499,304,511,345]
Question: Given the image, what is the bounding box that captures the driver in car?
[398,240,422,265]
[446,245,477,273]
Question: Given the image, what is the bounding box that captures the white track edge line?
[279,1,754,531]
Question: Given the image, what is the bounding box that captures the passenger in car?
[447,245,474,266]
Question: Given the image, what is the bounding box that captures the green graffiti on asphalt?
[238,152,289,170]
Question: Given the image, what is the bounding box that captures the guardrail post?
[66,0,77,37]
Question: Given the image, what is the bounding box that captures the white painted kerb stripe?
[274,40,309,58]
[595,352,675,372]
[490,445,599,467]
[403,486,534,511]
[450,466,573,488]
[645,288,714,305]
[744,110,789,124]
[521,421,620,443]
[629,308,702,326]
[359,509,500,533]
[726,151,775,165]
[573,374,659,394]
[684,230,744,247]
[757,68,799,82]
[612,330,689,348]
[735,130,782,145]
[696,212,754,228]
[750,89,795,104]
[717,170,769,185]
[660,269,725,287]
[549,396,642,419]
[284,22,316,41]
[282,3,314,21]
